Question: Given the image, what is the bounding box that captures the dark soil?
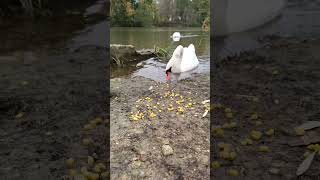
[212,37,320,179]
[0,46,108,179]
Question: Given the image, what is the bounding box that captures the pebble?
[162,145,174,156]
[131,160,142,168]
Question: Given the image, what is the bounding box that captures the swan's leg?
[176,73,181,82]
[169,73,179,90]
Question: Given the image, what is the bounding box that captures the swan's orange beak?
[166,72,170,81]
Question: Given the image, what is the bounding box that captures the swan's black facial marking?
[166,67,172,74]
[166,67,172,81]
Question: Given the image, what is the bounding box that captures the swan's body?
[165,44,199,81]
[213,0,286,36]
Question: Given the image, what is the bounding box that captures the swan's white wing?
[180,44,199,72]
[188,44,195,52]
[166,45,183,71]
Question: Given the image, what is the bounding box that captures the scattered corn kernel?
[265,129,275,136]
[68,169,77,177]
[250,130,262,140]
[250,112,259,120]
[82,138,92,146]
[224,108,232,113]
[212,127,224,137]
[294,127,305,136]
[225,112,233,119]
[212,161,221,169]
[66,158,75,168]
[227,169,239,177]
[258,145,270,152]
[240,138,253,146]
[307,144,320,152]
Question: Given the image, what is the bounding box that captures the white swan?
[165,44,199,81]
[171,32,181,42]
[213,0,286,36]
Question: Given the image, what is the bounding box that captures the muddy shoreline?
[212,36,320,179]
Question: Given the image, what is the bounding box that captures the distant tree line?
[0,0,93,17]
[111,0,210,28]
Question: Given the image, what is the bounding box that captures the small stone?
[162,145,174,156]
[131,160,142,168]
[269,168,280,175]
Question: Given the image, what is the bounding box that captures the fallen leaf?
[202,100,210,104]
[297,121,320,131]
[296,151,316,176]
[202,110,209,118]
[288,132,320,147]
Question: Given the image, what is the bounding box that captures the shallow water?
[110,27,210,81]
[215,0,320,58]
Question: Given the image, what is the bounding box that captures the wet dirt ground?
[0,0,110,178]
[212,37,320,179]
[0,46,108,179]
[110,75,210,179]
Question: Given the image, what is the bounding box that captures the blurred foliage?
[111,0,209,29]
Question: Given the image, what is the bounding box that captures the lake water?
[110,27,210,82]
